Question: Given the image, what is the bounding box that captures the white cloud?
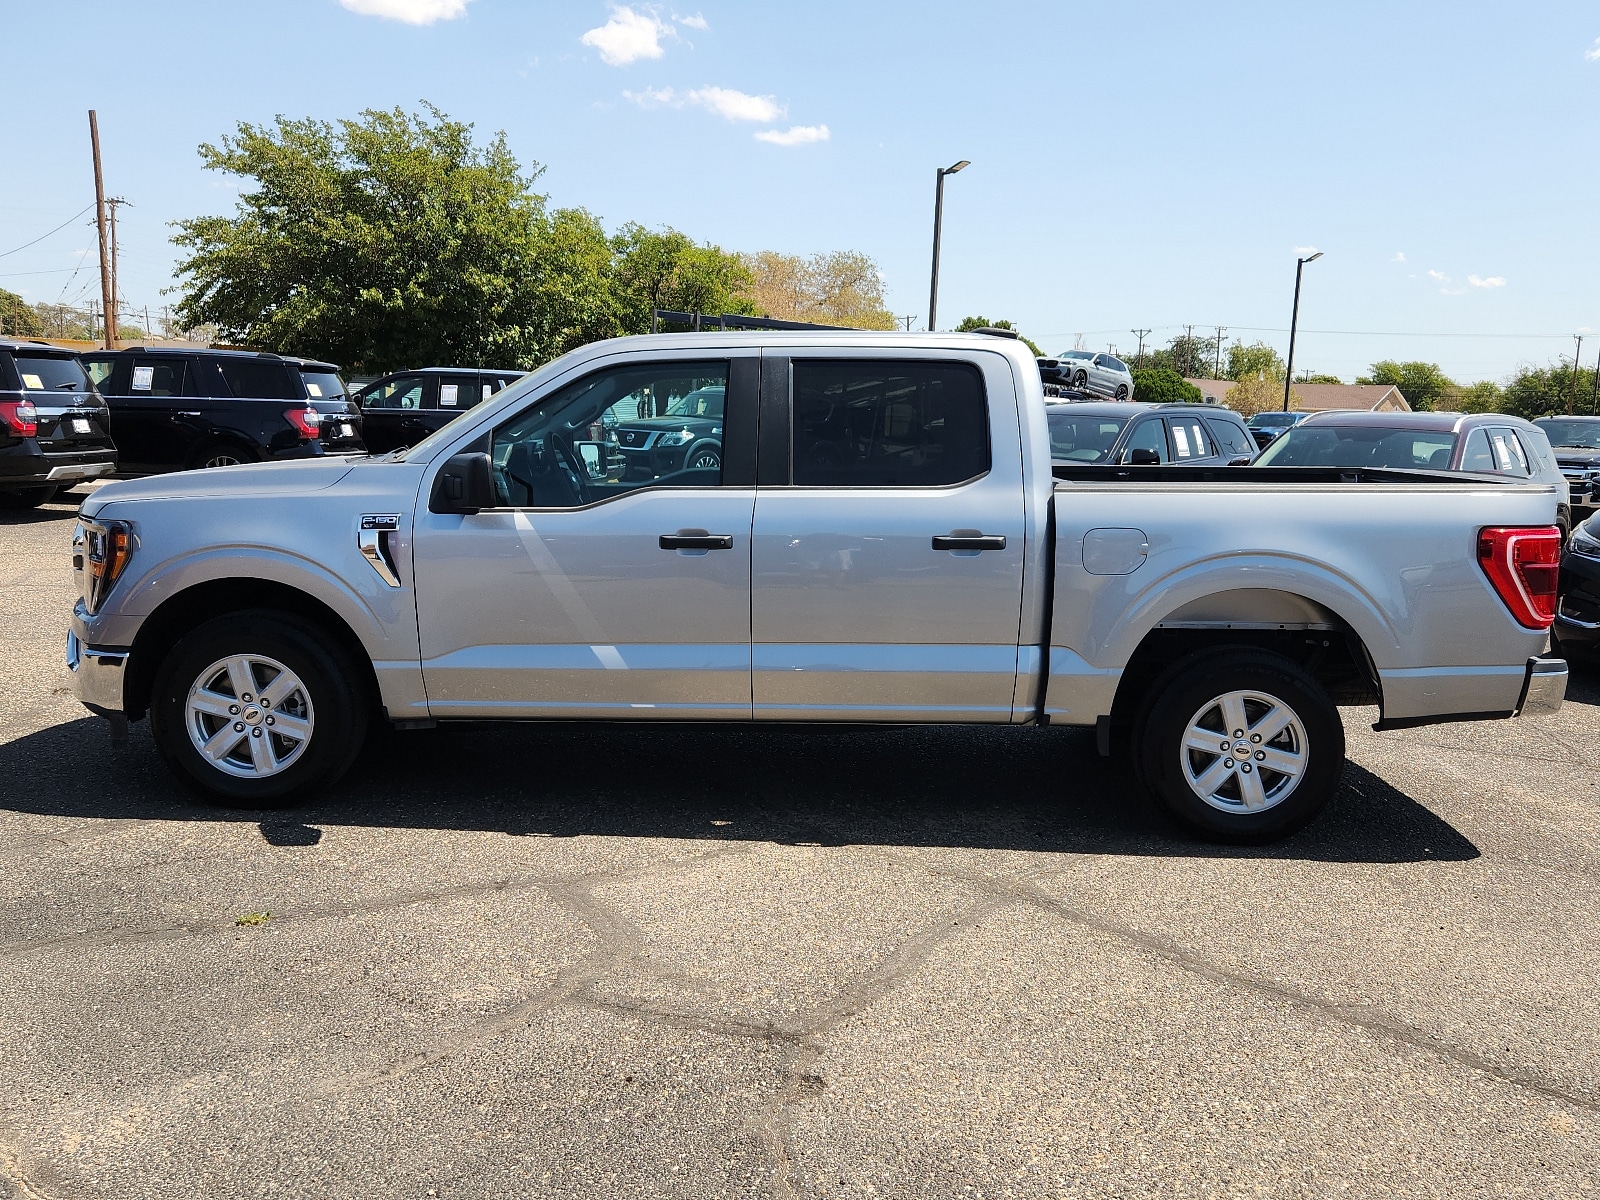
[338,0,469,24]
[1391,251,1406,263]
[676,12,708,30]
[1468,274,1507,288]
[755,124,830,146]
[582,6,671,66]
[1426,269,1449,282]
[622,85,678,106]
[685,86,783,122]
[1585,37,1600,61]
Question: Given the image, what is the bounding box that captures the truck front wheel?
[149,610,367,806]
[1134,649,1344,843]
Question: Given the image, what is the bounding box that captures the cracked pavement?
[2,488,1598,1198]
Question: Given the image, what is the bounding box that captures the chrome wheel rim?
[203,453,242,469]
[1181,688,1307,814]
[691,450,720,470]
[185,654,314,779]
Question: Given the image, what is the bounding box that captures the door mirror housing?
[429,452,496,514]
[1127,447,1162,465]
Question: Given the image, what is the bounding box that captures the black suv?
[353,366,525,454]
[81,348,365,474]
[0,340,117,508]
[610,381,725,479]
[1044,401,1258,467]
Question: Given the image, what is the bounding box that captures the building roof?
[1184,379,1410,412]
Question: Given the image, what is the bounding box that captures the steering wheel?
[547,431,591,505]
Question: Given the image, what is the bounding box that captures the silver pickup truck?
[66,332,1567,842]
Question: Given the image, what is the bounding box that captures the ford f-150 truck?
[66,332,1568,842]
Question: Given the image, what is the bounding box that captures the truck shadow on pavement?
[1,716,1479,864]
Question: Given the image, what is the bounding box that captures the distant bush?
[1130,367,1202,405]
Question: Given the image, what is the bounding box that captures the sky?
[2,0,1598,384]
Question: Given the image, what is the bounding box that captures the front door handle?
[932,533,1007,552]
[660,531,734,550]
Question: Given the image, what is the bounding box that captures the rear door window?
[1488,427,1531,476]
[1204,416,1255,458]
[1167,416,1213,460]
[790,360,989,487]
[129,358,188,397]
[216,358,299,400]
[438,375,479,411]
[1460,428,1496,472]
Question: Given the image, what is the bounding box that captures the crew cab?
[81,347,365,473]
[67,332,1567,843]
[0,339,117,507]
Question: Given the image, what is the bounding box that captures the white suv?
[1054,350,1135,400]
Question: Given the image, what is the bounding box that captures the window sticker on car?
[482,383,493,401]
[441,384,458,407]
[1173,425,1192,457]
[306,382,323,397]
[20,373,44,390]
[131,366,154,391]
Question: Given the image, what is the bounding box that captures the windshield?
[1057,351,1094,361]
[13,354,90,392]
[298,368,348,401]
[1255,425,1458,469]
[1248,413,1297,428]
[1536,419,1600,449]
[1046,411,1128,462]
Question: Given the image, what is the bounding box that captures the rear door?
[1165,413,1218,463]
[750,351,1025,721]
[112,355,193,471]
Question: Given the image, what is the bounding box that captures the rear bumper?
[66,627,128,716]
[1372,655,1565,730]
[0,443,118,489]
[1517,655,1567,717]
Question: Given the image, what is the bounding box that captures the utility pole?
[106,197,129,338]
[1213,326,1227,379]
[1130,328,1151,366]
[1572,334,1585,415]
[1183,324,1195,376]
[899,315,917,332]
[89,110,116,350]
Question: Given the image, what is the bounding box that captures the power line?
[0,204,95,260]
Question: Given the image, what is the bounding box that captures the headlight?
[656,429,694,447]
[78,518,134,614]
[1570,525,1600,559]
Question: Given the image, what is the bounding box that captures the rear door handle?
[932,533,1007,551]
[660,532,734,550]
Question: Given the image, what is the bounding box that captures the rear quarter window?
[217,359,299,400]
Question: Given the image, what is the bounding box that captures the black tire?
[1115,385,1130,401]
[1133,647,1345,843]
[1072,370,1088,389]
[188,441,261,471]
[688,446,721,472]
[0,485,59,509]
[149,610,368,806]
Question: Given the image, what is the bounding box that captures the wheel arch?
[124,578,380,722]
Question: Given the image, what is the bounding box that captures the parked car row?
[0,340,525,507]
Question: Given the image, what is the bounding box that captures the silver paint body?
[71,332,1561,730]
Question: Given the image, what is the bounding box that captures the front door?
[360,374,433,453]
[109,356,193,472]
[750,353,1026,721]
[411,354,759,719]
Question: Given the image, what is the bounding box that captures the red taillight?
[1477,526,1561,629]
[286,407,322,440]
[0,399,38,437]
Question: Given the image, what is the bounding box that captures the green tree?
[611,223,754,334]
[1450,380,1503,413]
[1358,360,1453,411]
[955,316,1043,356]
[1167,332,1215,378]
[171,104,602,374]
[1226,341,1285,382]
[0,289,44,337]
[1299,373,1342,384]
[1129,367,1202,405]
[1499,364,1589,420]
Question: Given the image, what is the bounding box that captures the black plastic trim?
[722,356,759,487]
[1371,710,1512,731]
[757,353,790,486]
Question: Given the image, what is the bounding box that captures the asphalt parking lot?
[2,487,1598,1199]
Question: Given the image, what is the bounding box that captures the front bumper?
[66,627,128,716]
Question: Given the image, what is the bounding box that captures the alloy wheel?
[1179,688,1307,813]
[185,654,315,779]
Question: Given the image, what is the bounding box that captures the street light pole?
[1573,334,1585,415]
[1282,251,1323,412]
[927,159,969,333]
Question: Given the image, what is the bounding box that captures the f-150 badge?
[360,514,400,531]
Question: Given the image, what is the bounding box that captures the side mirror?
[1228,454,1254,466]
[429,451,496,514]
[1127,448,1162,465]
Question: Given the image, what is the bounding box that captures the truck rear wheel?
[1133,648,1344,843]
[149,610,367,806]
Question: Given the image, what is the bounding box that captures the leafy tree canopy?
[1358,360,1453,411]
[745,251,895,330]
[1230,373,1303,416]
[0,288,45,338]
[1226,341,1285,382]
[1129,367,1202,405]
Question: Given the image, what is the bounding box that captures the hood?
[83,459,357,517]
[618,415,721,429]
[1552,446,1600,463]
